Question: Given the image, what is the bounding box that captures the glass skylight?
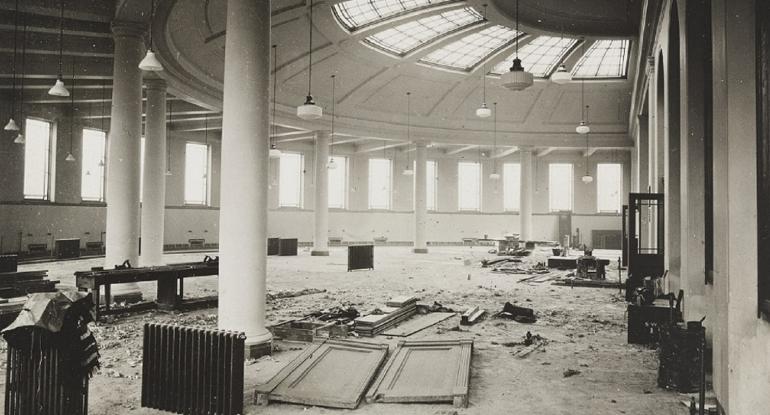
[420,25,522,71]
[571,39,630,78]
[364,7,483,56]
[333,0,455,31]
[491,36,578,77]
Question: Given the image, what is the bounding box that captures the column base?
[311,250,329,256]
[412,248,429,254]
[246,338,272,359]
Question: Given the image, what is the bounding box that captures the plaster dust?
[2,247,687,415]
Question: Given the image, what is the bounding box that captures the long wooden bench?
[74,256,219,319]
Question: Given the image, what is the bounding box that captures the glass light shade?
[165,169,172,176]
[327,158,337,169]
[13,133,24,144]
[269,144,282,159]
[65,152,76,162]
[402,167,414,176]
[297,95,323,120]
[581,174,594,184]
[476,103,492,118]
[4,118,19,131]
[501,58,534,91]
[48,78,70,97]
[550,64,572,84]
[489,172,501,180]
[98,160,105,167]
[576,121,591,135]
[138,49,164,71]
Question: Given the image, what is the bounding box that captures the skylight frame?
[571,39,631,79]
[333,0,459,33]
[363,7,484,57]
[490,36,580,78]
[419,25,525,72]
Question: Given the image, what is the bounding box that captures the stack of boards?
[0,270,58,298]
[354,296,417,337]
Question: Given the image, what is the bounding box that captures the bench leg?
[157,278,178,310]
[104,284,111,312]
[178,278,184,300]
[94,285,101,321]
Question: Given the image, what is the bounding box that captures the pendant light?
[550,29,572,84]
[403,92,414,176]
[327,74,337,169]
[501,0,533,91]
[48,0,69,97]
[475,5,492,118]
[64,56,76,162]
[5,0,20,131]
[581,106,593,184]
[138,0,163,71]
[576,40,591,135]
[269,44,282,159]
[165,99,172,175]
[297,0,322,120]
[13,17,27,144]
[489,102,501,180]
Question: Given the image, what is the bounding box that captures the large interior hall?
[0,0,767,414]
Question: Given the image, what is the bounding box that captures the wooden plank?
[366,339,474,408]
[255,340,388,409]
[382,313,455,337]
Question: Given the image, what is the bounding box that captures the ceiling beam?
[445,144,477,155]
[330,137,367,146]
[274,135,314,143]
[491,146,519,159]
[536,147,556,157]
[356,142,410,154]
[583,147,600,157]
[271,130,312,138]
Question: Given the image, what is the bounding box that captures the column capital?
[144,78,167,91]
[111,20,146,39]
[314,130,332,138]
[519,145,535,153]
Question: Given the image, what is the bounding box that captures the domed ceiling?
[152,0,637,152]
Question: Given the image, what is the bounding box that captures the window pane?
[597,163,622,213]
[328,155,347,209]
[420,25,523,71]
[81,128,106,201]
[333,0,454,31]
[279,152,304,208]
[572,39,630,78]
[491,36,578,77]
[549,163,573,211]
[503,163,520,211]
[23,119,51,200]
[458,161,481,211]
[368,158,392,209]
[365,7,482,56]
[184,142,210,205]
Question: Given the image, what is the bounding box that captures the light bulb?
[138,49,164,71]
[476,103,492,118]
[297,95,322,120]
[48,77,70,97]
[4,118,19,131]
[581,174,594,184]
[65,152,76,162]
[576,121,590,135]
[550,64,572,84]
[14,133,25,144]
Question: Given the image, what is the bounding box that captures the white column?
[218,0,272,356]
[311,131,330,256]
[140,79,167,266]
[519,148,534,241]
[104,22,143,291]
[413,141,428,253]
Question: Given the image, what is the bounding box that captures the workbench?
[74,257,219,319]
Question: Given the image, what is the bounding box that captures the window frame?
[368,157,393,210]
[183,141,211,206]
[457,160,482,212]
[22,117,54,201]
[548,163,574,212]
[278,151,305,209]
[571,39,631,80]
[80,128,107,202]
[332,0,457,32]
[596,163,623,214]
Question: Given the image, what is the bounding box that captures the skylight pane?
[364,7,482,56]
[420,25,522,71]
[491,36,578,77]
[572,39,630,79]
[333,0,454,31]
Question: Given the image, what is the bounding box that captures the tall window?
[184,142,210,205]
[368,158,391,209]
[328,155,347,209]
[549,163,573,211]
[503,163,521,211]
[23,119,53,200]
[278,152,304,208]
[413,160,438,211]
[81,128,106,201]
[597,163,622,213]
[458,161,481,211]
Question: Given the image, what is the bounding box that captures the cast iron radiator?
[141,323,246,415]
[4,330,89,415]
[348,244,374,271]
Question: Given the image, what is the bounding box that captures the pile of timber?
[354,296,417,337]
[0,270,58,298]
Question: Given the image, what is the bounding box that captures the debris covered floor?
[3,247,688,414]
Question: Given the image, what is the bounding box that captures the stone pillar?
[519,148,534,241]
[218,0,271,356]
[140,79,167,266]
[311,131,330,256]
[413,141,428,253]
[636,115,650,193]
[104,22,144,301]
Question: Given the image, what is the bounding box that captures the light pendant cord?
[58,0,64,79]
[100,80,106,131]
[70,56,76,154]
[330,74,335,157]
[19,18,26,123]
[493,102,498,173]
[307,0,313,98]
[272,44,277,146]
[148,0,155,50]
[515,0,519,58]
[167,100,172,170]
[406,92,411,168]
[10,0,18,118]
[482,4,487,103]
